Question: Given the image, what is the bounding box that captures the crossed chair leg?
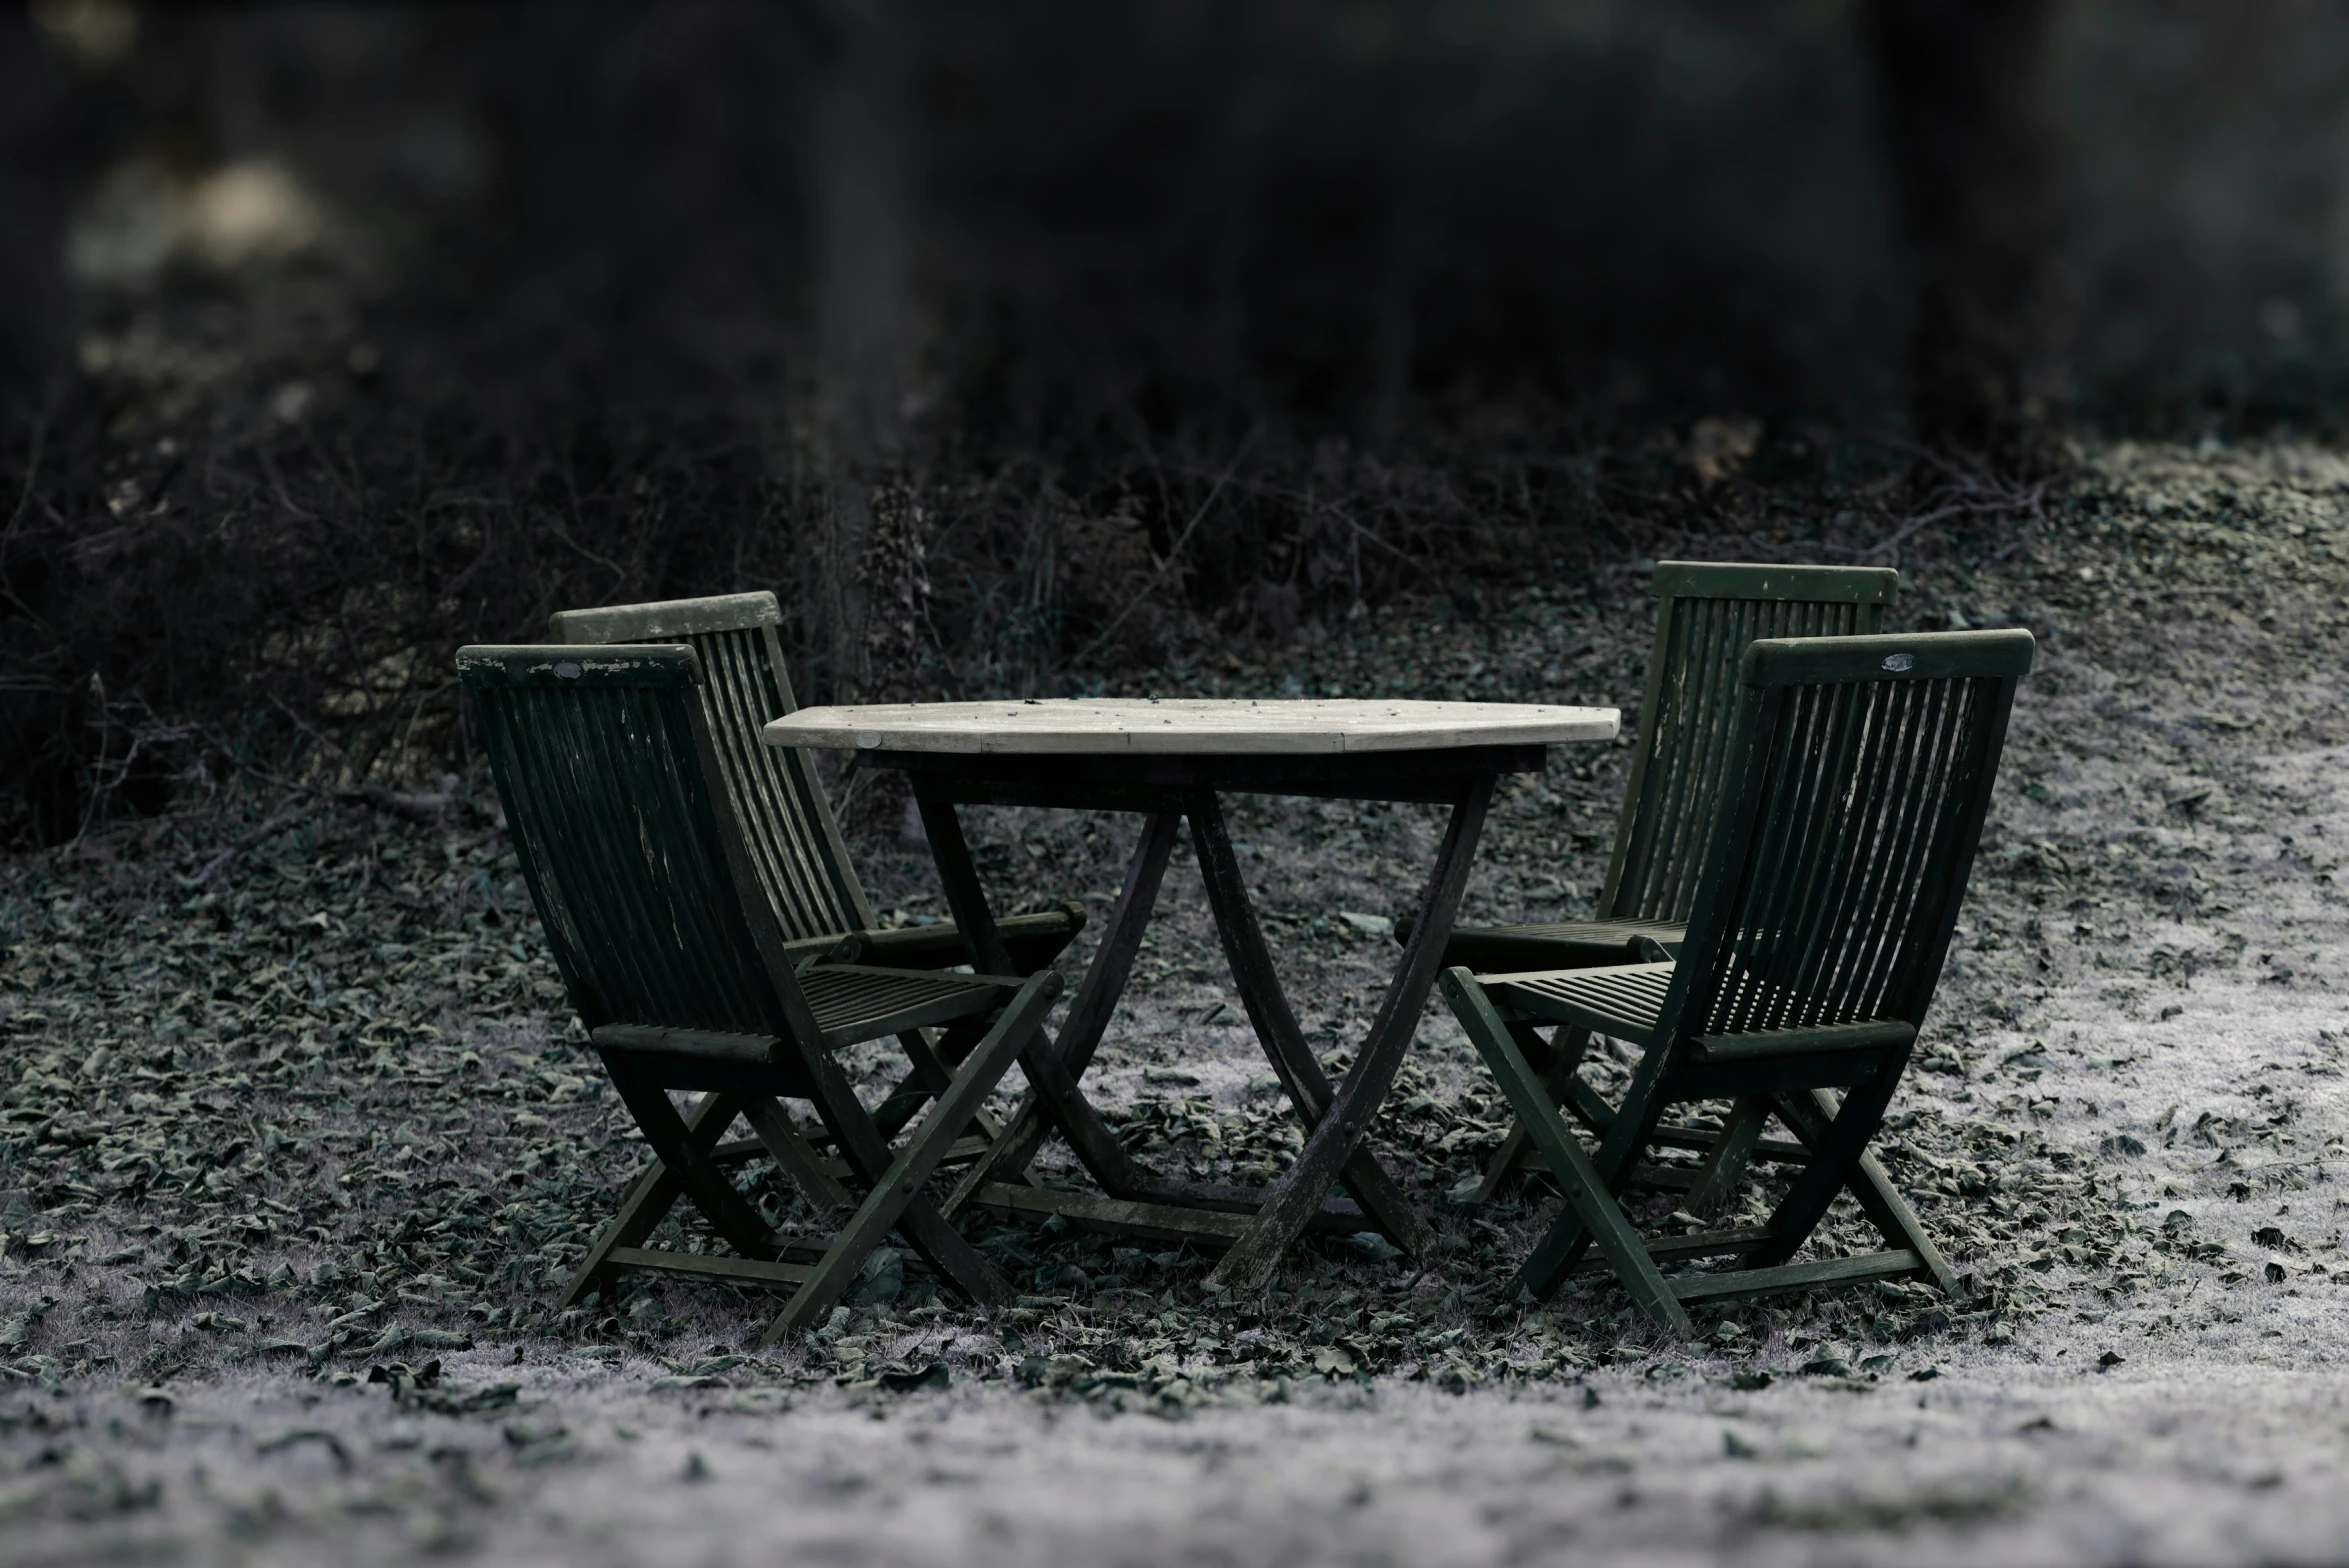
[1441,972,1959,1338]
[1467,935,1679,1203]
[558,977,1059,1345]
[1474,1024,1779,1212]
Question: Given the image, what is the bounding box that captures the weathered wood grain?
[764,697,1617,754]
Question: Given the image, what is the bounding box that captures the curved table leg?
[1185,790,1436,1260]
[945,810,1182,1215]
[1200,778,1497,1290]
[910,769,1499,1289]
[912,779,1159,1199]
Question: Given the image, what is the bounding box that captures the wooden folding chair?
[552,590,1083,1160]
[548,591,1085,977]
[1440,629,2030,1334]
[1425,562,1900,1199]
[458,643,1061,1343]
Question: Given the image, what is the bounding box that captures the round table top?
[761,697,1619,756]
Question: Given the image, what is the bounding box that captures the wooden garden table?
[761,697,1618,1291]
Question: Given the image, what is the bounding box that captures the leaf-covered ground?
[3,440,2348,1564]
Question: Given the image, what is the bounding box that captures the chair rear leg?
[871,1021,1006,1146]
[558,1090,741,1308]
[943,810,1180,1216]
[602,1059,779,1260]
[1683,1096,1771,1219]
[1773,1087,1960,1297]
[1473,1123,1533,1204]
[865,1034,951,1143]
[760,973,1059,1343]
[742,1097,853,1211]
[1743,1059,1906,1270]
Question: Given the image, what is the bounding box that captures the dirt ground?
[4,440,2348,1565]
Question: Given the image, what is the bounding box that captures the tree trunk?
[0,3,70,408]
[808,0,914,705]
[1866,0,2065,467]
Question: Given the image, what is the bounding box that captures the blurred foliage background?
[2,0,2346,844]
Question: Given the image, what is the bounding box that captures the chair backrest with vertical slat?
[1600,562,1901,927]
[1662,630,2033,1042]
[548,593,875,944]
[457,643,797,1044]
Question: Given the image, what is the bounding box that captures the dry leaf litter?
[1,440,2347,1562]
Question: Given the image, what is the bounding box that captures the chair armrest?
[1395,913,1650,974]
[827,902,1088,977]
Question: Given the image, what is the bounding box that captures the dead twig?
[176,802,320,887]
[1070,425,1261,666]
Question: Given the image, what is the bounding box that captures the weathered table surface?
[762,698,1620,1291]
[767,696,1616,754]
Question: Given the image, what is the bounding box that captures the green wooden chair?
[1440,629,2030,1335]
[551,590,1083,1157]
[458,643,1062,1343]
[547,591,1085,976]
[1426,562,1900,1199]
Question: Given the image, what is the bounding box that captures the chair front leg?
[1744,1053,1908,1270]
[1770,1085,1960,1297]
[600,1059,778,1260]
[1473,1022,1594,1203]
[759,972,1060,1342]
[800,1063,1010,1307]
[558,1090,742,1308]
[1513,1035,1683,1300]
[1441,971,1694,1335]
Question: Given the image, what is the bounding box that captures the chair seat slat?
[1491,961,1675,1039]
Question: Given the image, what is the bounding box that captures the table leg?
[1205,774,1495,1292]
[944,811,1181,1215]
[1185,788,1447,1266]
[911,777,1155,1199]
